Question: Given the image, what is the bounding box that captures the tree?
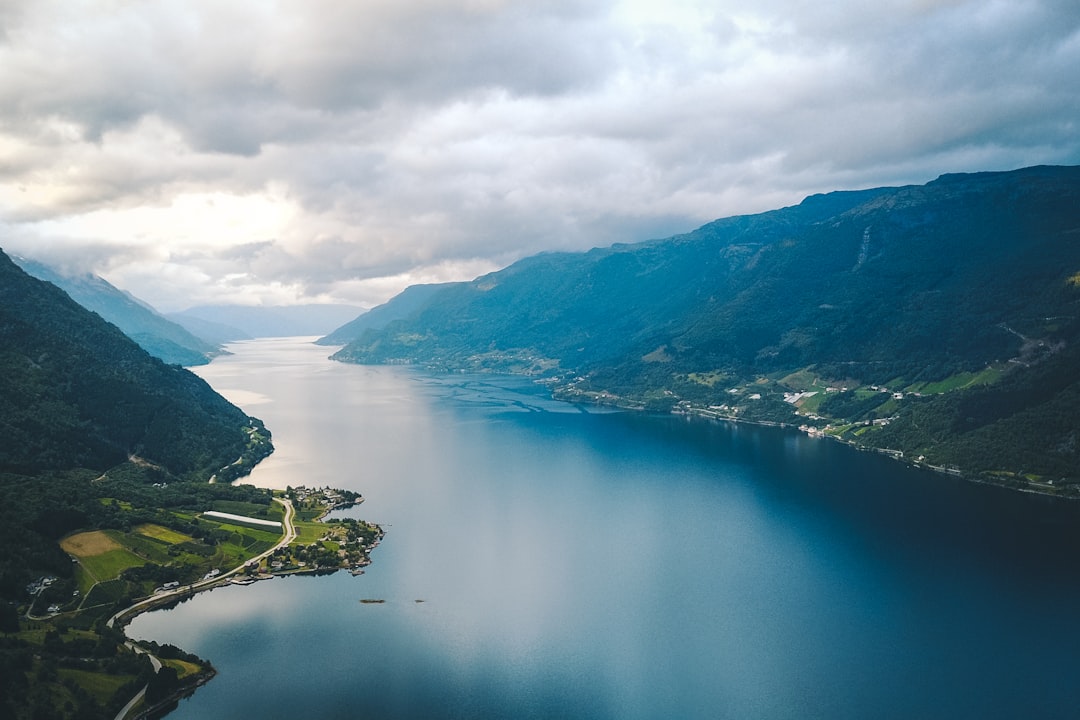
[146,665,180,703]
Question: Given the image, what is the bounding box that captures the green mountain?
[317,283,459,346]
[13,257,220,366]
[0,248,275,718]
[333,165,1080,489]
[0,247,272,591]
[0,251,266,479]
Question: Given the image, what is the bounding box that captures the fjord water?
[129,338,1080,719]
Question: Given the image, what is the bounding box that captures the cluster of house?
[27,576,79,614]
[151,568,222,595]
[26,575,58,596]
[868,385,924,399]
[290,485,357,510]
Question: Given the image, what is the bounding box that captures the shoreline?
[547,381,1078,501]
[669,404,1079,500]
[111,489,383,720]
[398,363,1078,499]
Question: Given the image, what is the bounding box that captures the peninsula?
[0,249,386,720]
[42,486,384,720]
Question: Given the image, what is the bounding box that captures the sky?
[1,0,1078,312]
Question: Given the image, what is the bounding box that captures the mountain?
[169,303,365,339]
[333,165,1080,489]
[0,249,269,482]
[0,248,274,719]
[167,313,252,346]
[317,283,458,346]
[0,244,273,603]
[13,257,219,366]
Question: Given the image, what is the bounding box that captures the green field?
[83,578,130,607]
[293,520,329,545]
[58,667,137,706]
[79,547,146,582]
[135,523,193,544]
[796,388,829,413]
[164,658,204,679]
[121,534,177,564]
[908,366,1004,394]
[777,368,819,391]
[73,565,98,595]
[194,523,282,568]
[295,504,326,522]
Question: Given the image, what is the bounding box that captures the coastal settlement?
[13,485,382,720]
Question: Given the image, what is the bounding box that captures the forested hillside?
[0,249,273,719]
[317,283,458,346]
[330,165,1080,488]
[0,252,265,479]
[14,257,220,366]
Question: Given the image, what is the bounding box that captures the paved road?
[112,643,163,720]
[109,498,297,719]
[113,684,147,720]
[107,497,295,629]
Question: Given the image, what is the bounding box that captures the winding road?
[107,496,295,629]
[110,497,296,720]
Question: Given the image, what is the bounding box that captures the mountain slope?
[0,249,267,479]
[166,313,251,345]
[333,165,1080,486]
[0,245,273,599]
[0,249,276,719]
[13,257,219,366]
[317,282,459,346]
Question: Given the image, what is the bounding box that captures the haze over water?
[129,338,1080,719]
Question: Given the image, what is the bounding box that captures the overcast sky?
[1,0,1078,311]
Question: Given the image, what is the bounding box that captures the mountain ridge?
[169,303,365,340]
[13,257,220,366]
[317,283,459,346]
[0,249,269,479]
[0,247,278,719]
[328,164,1080,489]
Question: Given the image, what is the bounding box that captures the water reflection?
[128,338,1080,720]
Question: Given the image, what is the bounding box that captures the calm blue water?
[128,338,1080,719]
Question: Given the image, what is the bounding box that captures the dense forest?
[329,165,1080,487]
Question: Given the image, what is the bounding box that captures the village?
[262,485,382,577]
[136,485,385,594]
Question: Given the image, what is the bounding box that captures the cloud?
[1,0,1078,311]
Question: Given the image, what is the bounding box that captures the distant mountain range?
[328,165,1080,490]
[14,257,219,366]
[169,303,365,341]
[11,256,369,355]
